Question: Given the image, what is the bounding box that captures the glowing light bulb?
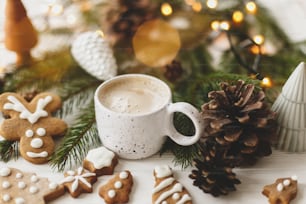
[253,35,264,45]
[261,77,272,88]
[246,1,257,14]
[220,21,230,31]
[206,0,218,9]
[192,2,202,12]
[161,3,173,16]
[232,11,244,23]
[210,20,220,31]
[49,4,64,16]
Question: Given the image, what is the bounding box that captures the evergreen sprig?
[0,140,19,162]
[51,101,101,171]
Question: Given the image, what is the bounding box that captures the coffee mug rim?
[94,74,172,117]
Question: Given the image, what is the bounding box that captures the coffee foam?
[99,77,169,114]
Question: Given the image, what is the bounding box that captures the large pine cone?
[189,138,241,197]
[202,80,277,165]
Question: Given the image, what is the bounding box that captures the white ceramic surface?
[272,62,306,151]
[94,74,203,159]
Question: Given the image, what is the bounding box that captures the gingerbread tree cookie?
[83,146,118,177]
[0,166,65,204]
[4,0,38,65]
[0,92,67,164]
[60,167,97,198]
[262,176,298,204]
[99,170,133,204]
[152,165,192,204]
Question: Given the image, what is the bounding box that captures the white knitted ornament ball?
[71,31,117,81]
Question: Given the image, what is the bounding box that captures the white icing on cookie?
[29,186,39,194]
[152,177,175,194]
[154,183,183,204]
[119,171,128,179]
[86,146,115,169]
[16,173,23,179]
[30,138,44,148]
[108,189,116,198]
[177,194,192,204]
[2,194,11,202]
[291,175,298,181]
[36,128,46,136]
[154,165,172,178]
[15,197,25,204]
[172,193,180,200]
[277,183,284,192]
[49,182,58,190]
[31,175,39,183]
[4,95,52,124]
[26,151,48,158]
[0,167,11,177]
[60,167,96,193]
[2,181,11,189]
[25,129,34,138]
[161,201,167,204]
[114,181,122,189]
[283,179,291,186]
[18,181,26,189]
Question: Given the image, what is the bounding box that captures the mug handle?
[166,102,203,146]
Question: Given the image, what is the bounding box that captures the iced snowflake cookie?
[0,167,65,204]
[152,165,192,204]
[83,146,118,177]
[262,176,298,204]
[99,170,133,204]
[0,92,67,164]
[60,167,97,198]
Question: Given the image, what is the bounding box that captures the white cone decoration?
[71,31,117,81]
[272,62,306,152]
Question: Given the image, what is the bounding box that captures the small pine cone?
[189,138,241,197]
[103,0,157,43]
[202,80,277,166]
[164,60,184,82]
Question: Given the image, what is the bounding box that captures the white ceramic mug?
[94,74,203,159]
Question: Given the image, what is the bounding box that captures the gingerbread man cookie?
[152,165,192,204]
[83,146,118,177]
[0,166,65,204]
[262,176,298,204]
[99,170,133,204]
[60,167,97,198]
[0,92,67,164]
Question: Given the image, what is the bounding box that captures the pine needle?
[51,101,101,171]
[0,140,19,162]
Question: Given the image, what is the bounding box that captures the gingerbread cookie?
[0,166,65,204]
[262,176,298,204]
[99,170,133,204]
[83,146,118,177]
[152,165,192,204]
[0,92,67,164]
[60,167,97,198]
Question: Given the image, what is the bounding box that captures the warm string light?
[161,3,173,16]
[253,34,264,45]
[185,0,195,6]
[220,21,230,31]
[210,20,220,31]
[232,11,244,23]
[261,77,272,88]
[206,0,218,9]
[210,20,230,31]
[192,2,202,12]
[49,3,64,16]
[246,1,257,14]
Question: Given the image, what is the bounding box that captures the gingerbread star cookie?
[262,176,298,204]
[152,165,192,204]
[0,166,65,204]
[60,167,97,198]
[83,146,118,177]
[99,170,133,204]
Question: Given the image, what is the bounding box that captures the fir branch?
[0,140,19,162]
[51,101,101,171]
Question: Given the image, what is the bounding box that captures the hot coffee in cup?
[94,74,203,159]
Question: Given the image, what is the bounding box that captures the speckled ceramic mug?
[94,74,203,159]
